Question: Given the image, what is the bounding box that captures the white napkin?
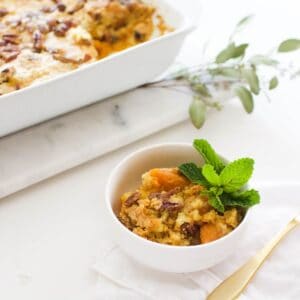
[94,184,300,299]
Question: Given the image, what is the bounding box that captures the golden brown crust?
[0,0,170,95]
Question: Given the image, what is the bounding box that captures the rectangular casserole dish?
[0,0,193,137]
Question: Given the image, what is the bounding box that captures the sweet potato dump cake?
[119,168,243,246]
[0,0,169,95]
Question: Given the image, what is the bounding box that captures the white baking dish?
[0,0,194,137]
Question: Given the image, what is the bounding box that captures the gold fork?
[207,214,300,300]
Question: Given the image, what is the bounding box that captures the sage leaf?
[236,15,254,29]
[248,55,278,66]
[191,82,211,97]
[209,67,240,78]
[278,39,300,52]
[189,97,206,129]
[269,76,279,90]
[216,43,248,64]
[234,85,254,113]
[241,67,260,95]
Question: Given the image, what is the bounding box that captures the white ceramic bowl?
[105,143,250,273]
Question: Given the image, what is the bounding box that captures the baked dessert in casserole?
[0,0,169,95]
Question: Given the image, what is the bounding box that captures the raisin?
[124,192,140,207]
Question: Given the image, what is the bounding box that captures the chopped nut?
[40,6,56,13]
[38,23,50,34]
[0,66,15,83]
[53,20,74,37]
[83,53,91,62]
[57,2,66,12]
[134,30,144,41]
[47,19,59,29]
[160,201,182,212]
[88,11,102,21]
[149,187,181,201]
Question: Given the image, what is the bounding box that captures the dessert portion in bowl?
[118,139,260,247]
[0,0,170,95]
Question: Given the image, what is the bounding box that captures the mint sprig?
[179,139,260,213]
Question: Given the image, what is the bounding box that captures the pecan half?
[160,200,182,212]
[33,30,43,52]
[41,6,56,13]
[0,8,8,17]
[52,51,91,64]
[124,192,140,207]
[57,2,66,12]
[53,20,75,37]
[47,19,59,29]
[2,33,19,45]
[0,66,15,83]
[0,44,20,62]
[52,0,66,12]
[68,0,86,14]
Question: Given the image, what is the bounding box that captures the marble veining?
[0,87,189,198]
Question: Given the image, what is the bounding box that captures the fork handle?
[207,218,299,300]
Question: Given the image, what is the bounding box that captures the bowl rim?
[105,142,250,251]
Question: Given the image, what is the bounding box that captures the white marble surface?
[1,0,300,299]
[0,88,189,198]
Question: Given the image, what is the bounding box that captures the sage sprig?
[142,16,300,129]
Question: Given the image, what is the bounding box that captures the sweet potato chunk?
[200,223,222,244]
[148,168,189,191]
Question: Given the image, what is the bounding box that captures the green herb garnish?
[179,139,260,213]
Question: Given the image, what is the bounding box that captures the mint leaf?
[193,139,225,173]
[208,194,224,213]
[202,164,221,186]
[179,163,208,185]
[221,189,260,208]
[220,158,254,192]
